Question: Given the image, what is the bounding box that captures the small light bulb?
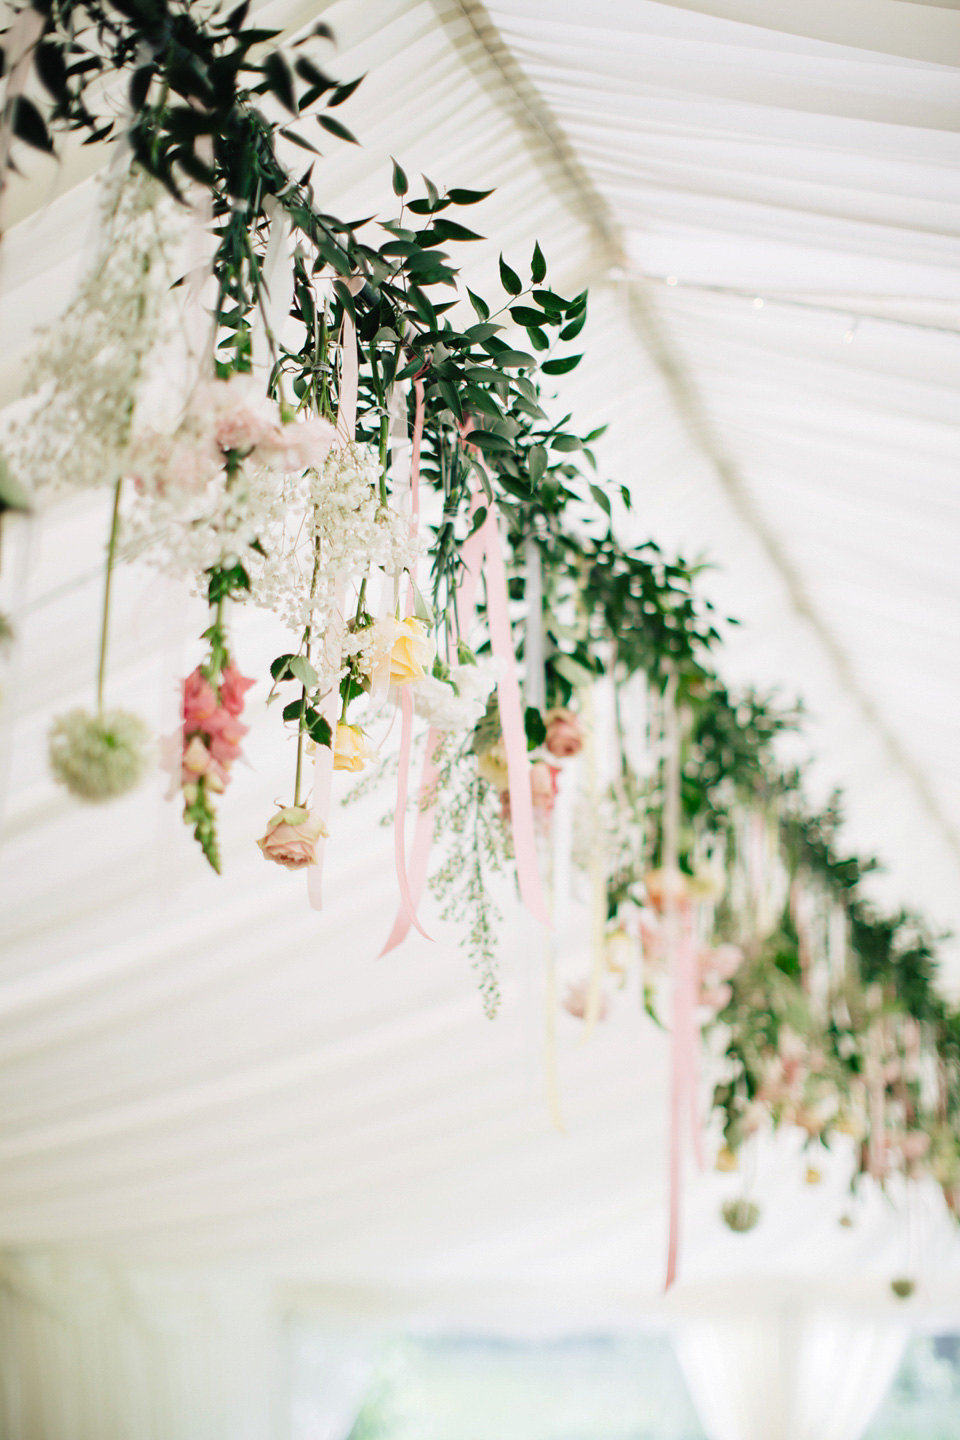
[752,297,764,309]
[666,275,678,286]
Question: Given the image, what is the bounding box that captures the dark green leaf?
[329,75,363,106]
[467,288,489,321]
[551,435,581,452]
[499,254,522,296]
[391,156,408,196]
[524,706,548,753]
[270,654,295,681]
[262,52,296,113]
[531,241,546,284]
[526,326,549,351]
[128,63,153,111]
[494,348,536,369]
[225,1,250,32]
[332,279,356,321]
[35,41,69,102]
[528,445,547,484]
[559,310,587,340]
[447,187,494,205]
[11,97,52,153]
[430,218,484,242]
[318,112,359,144]
[308,714,332,747]
[282,700,305,724]
[467,505,488,537]
[465,430,513,453]
[541,353,582,375]
[289,655,319,688]
[589,483,612,517]
[438,378,462,422]
[509,305,546,328]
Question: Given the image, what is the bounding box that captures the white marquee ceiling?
[1,0,959,1317]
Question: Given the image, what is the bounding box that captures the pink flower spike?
[219,665,256,717]
[183,668,218,734]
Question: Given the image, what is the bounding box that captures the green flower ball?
[49,707,151,802]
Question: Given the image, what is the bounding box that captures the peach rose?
[333,723,378,773]
[644,867,690,913]
[388,617,435,686]
[257,805,328,869]
[181,734,226,792]
[544,707,584,758]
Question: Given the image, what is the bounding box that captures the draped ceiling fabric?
[1,0,959,1393]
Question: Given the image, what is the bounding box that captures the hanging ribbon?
[380,496,488,955]
[388,381,432,941]
[307,276,364,911]
[662,674,705,1291]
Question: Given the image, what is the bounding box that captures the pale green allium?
[721,1198,760,1233]
[48,707,150,802]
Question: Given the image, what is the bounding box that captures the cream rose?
[257,805,327,870]
[333,723,378,773]
[388,617,435,685]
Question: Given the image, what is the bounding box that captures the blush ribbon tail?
[380,727,442,955]
[481,505,551,928]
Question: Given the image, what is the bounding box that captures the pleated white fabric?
[676,1308,907,1440]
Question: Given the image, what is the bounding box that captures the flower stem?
[96,476,123,715]
[378,413,389,505]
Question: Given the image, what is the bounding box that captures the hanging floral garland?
[2,0,959,1294]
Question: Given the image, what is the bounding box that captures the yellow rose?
[477,739,509,790]
[389,617,435,686]
[334,722,378,772]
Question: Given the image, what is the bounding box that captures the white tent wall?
[1,0,960,1433]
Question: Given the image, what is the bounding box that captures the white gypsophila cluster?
[247,441,420,674]
[120,375,337,586]
[9,165,182,498]
[414,659,502,731]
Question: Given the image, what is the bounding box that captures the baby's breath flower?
[9,166,182,498]
[48,707,151,802]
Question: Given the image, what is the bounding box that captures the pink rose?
[219,665,255,717]
[544,707,584,759]
[530,761,560,814]
[257,806,328,870]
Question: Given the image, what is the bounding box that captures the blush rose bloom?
[261,415,338,471]
[388,617,435,686]
[544,707,584,758]
[562,980,611,1021]
[333,723,378,773]
[257,805,328,869]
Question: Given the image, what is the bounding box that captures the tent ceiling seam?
[432,0,960,870]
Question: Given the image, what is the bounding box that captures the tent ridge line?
[432,0,960,869]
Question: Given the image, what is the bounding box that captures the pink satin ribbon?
[665,906,701,1290]
[381,461,551,948]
